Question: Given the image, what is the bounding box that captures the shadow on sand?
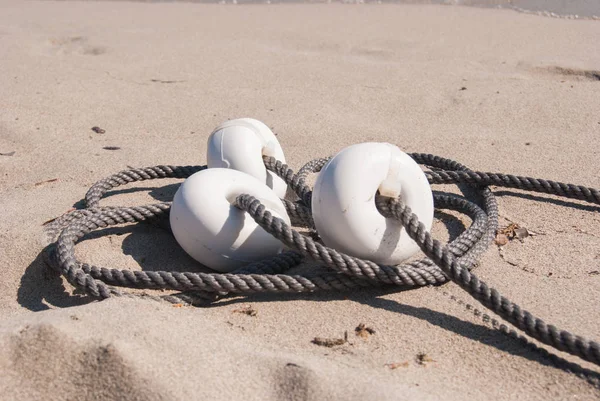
[17,183,600,382]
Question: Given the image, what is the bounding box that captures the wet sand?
[63,0,600,19]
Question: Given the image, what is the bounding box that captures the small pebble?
[494,233,509,246]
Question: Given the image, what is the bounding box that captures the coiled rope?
[43,153,600,372]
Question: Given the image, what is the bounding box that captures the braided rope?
[43,153,600,370]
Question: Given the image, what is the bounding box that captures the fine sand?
[1,1,600,400]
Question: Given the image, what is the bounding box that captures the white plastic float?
[170,168,291,272]
[173,119,434,271]
[312,142,434,265]
[207,118,288,199]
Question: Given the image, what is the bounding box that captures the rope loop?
[43,152,600,371]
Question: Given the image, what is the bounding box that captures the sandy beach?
[1,1,599,400]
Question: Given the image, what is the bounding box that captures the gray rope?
[43,153,600,370]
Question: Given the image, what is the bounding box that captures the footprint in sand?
[6,323,161,399]
[46,35,106,56]
[349,46,395,62]
[274,363,321,399]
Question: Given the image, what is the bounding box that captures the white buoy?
[312,143,434,265]
[207,118,287,199]
[170,168,290,272]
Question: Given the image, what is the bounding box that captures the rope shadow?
[207,287,600,384]
[18,194,469,311]
[18,204,600,385]
[71,183,181,209]
[17,220,204,311]
[351,293,600,384]
[434,210,467,243]
[17,248,94,311]
[494,190,600,213]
